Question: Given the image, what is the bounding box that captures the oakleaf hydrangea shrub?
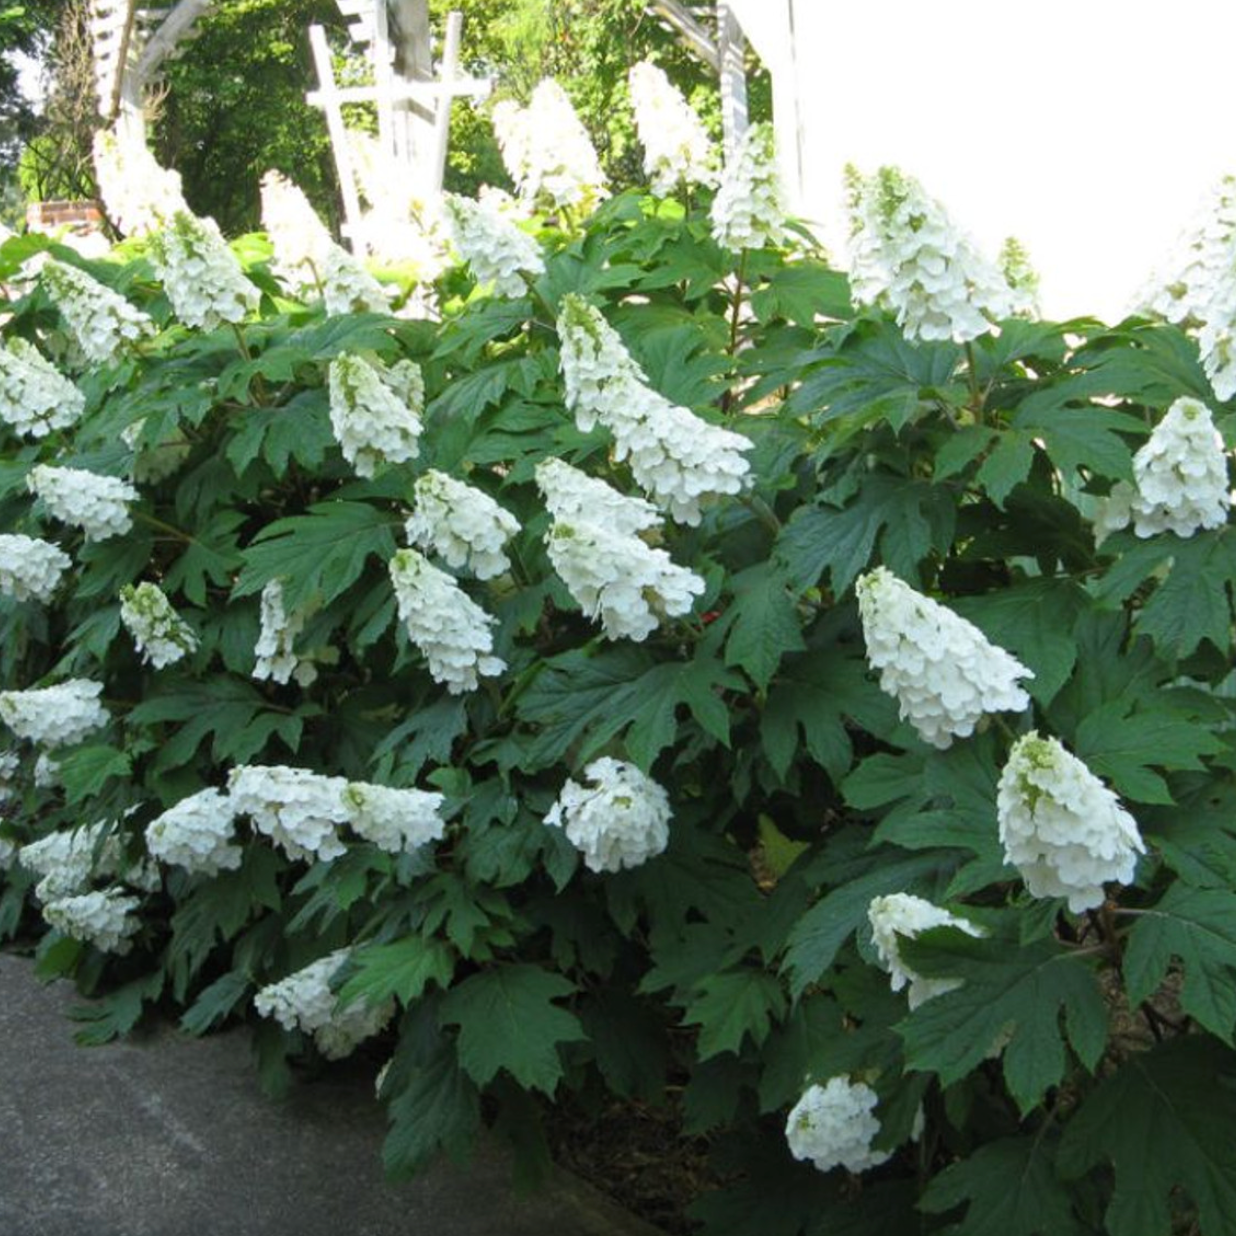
[2,128,1236,1236]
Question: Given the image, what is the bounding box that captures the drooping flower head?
[148,210,260,331]
[405,470,520,580]
[320,244,393,317]
[710,122,786,253]
[27,464,138,542]
[388,548,505,694]
[254,950,395,1060]
[145,788,241,877]
[856,567,1033,748]
[0,679,109,748]
[628,61,716,196]
[442,191,545,297]
[42,887,141,954]
[785,1078,891,1174]
[867,893,984,1009]
[1095,396,1230,540]
[0,338,85,438]
[998,732,1145,912]
[535,457,662,537]
[545,757,671,873]
[93,127,187,238]
[228,764,350,862]
[492,80,607,216]
[328,353,424,478]
[120,582,199,669]
[260,170,336,299]
[342,782,447,855]
[252,579,317,687]
[40,259,153,365]
[0,534,71,603]
[19,821,123,901]
[846,165,1029,343]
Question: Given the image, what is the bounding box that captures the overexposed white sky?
[735,0,1233,322]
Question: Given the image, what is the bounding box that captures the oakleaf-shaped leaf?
[339,938,455,1010]
[683,969,788,1059]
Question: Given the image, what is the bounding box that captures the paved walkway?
[0,953,662,1236]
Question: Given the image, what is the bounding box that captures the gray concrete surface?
[0,952,663,1236]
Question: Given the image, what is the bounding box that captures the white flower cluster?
[19,821,121,901]
[27,464,138,542]
[556,295,752,523]
[145,788,242,877]
[1095,397,1229,541]
[254,950,395,1060]
[328,353,424,478]
[0,679,108,748]
[492,80,607,215]
[42,888,141,954]
[628,61,715,196]
[0,338,85,438]
[442,192,545,298]
[710,122,786,253]
[0,749,19,805]
[342,782,446,854]
[119,582,198,669]
[149,210,259,331]
[92,127,187,237]
[388,549,505,694]
[545,757,671,873]
[846,165,1028,344]
[260,170,336,299]
[536,457,661,534]
[998,732,1145,913]
[856,567,1032,749]
[320,244,393,318]
[253,579,313,686]
[34,752,59,788]
[785,1078,890,1174]
[40,259,153,366]
[405,470,519,580]
[0,534,71,603]
[228,764,350,862]
[867,893,984,1010]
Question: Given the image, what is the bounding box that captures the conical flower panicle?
[628,61,716,196]
[145,788,241,877]
[405,470,520,580]
[0,339,85,438]
[27,464,137,542]
[0,679,109,748]
[785,1078,890,1174]
[40,260,153,366]
[93,128,187,238]
[997,732,1145,912]
[867,892,984,1009]
[327,353,424,477]
[442,192,545,298]
[0,534,71,603]
[228,764,350,862]
[710,122,786,253]
[260,170,336,299]
[149,210,259,331]
[856,567,1032,748]
[119,582,199,669]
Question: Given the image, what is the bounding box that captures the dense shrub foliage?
[3,170,1236,1236]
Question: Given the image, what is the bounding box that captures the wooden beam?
[426,10,462,197]
[650,0,719,71]
[716,2,748,159]
[307,23,366,253]
[306,78,488,107]
[134,0,214,84]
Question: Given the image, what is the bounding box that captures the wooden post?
[427,11,462,197]
[307,24,366,252]
[716,2,749,159]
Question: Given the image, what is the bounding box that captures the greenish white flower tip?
[120,582,199,669]
[785,1077,890,1174]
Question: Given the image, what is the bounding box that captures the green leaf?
[934,426,995,480]
[55,744,130,805]
[1013,397,1141,481]
[899,927,1107,1112]
[579,990,669,1102]
[162,509,246,606]
[439,964,587,1094]
[921,1134,1085,1236]
[180,969,252,1035]
[69,972,163,1046]
[683,968,788,1059]
[1057,1037,1236,1236]
[975,430,1035,506]
[749,259,853,326]
[383,1041,481,1177]
[339,937,455,1009]
[225,390,336,478]
[1133,528,1236,659]
[234,501,398,610]
[724,564,806,690]
[1124,884,1236,1041]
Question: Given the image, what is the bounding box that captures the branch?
[133,0,215,85]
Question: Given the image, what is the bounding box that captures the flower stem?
[133,511,194,544]
[964,340,983,421]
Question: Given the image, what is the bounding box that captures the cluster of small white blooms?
[145,788,241,877]
[342,782,446,854]
[492,80,607,215]
[785,1078,890,1174]
[148,211,259,332]
[998,732,1145,913]
[320,244,393,317]
[545,758,671,873]
[0,338,85,438]
[388,549,505,694]
[42,888,141,954]
[1094,397,1230,541]
[998,237,1041,318]
[253,579,309,686]
[0,680,108,748]
[555,296,752,523]
[40,259,153,366]
[19,821,121,901]
[0,750,19,804]
[328,353,424,478]
[228,764,350,862]
[628,61,716,196]
[92,128,187,237]
[405,470,519,580]
[34,752,59,788]
[1198,311,1236,403]
[846,165,1027,344]
[254,950,395,1060]
[710,122,786,253]
[27,465,138,542]
[442,192,545,297]
[546,519,704,642]
[119,582,198,669]
[122,417,193,485]
[259,170,336,299]
[0,534,71,603]
[867,893,984,1010]
[856,567,1033,749]
[535,458,661,535]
